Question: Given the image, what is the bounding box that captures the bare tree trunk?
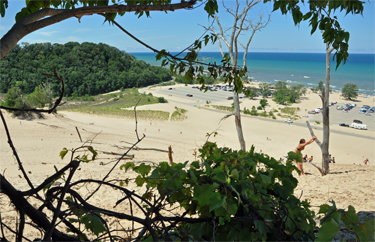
[321,43,334,175]
[208,1,269,151]
[233,91,246,150]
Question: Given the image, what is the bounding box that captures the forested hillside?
[0,42,171,97]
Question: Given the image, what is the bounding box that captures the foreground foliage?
[122,142,316,241]
[1,134,374,241]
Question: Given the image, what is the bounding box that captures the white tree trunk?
[233,91,246,150]
[321,43,334,175]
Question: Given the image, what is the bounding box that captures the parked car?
[359,110,366,114]
[285,119,293,123]
[227,96,233,100]
[186,94,193,97]
[168,88,173,90]
[308,111,316,114]
[339,123,349,127]
[342,109,348,113]
[353,119,362,124]
[365,113,371,116]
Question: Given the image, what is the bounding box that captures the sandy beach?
[1,84,374,240]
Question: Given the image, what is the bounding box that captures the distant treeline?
[0,42,172,96]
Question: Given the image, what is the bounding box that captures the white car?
[285,119,293,123]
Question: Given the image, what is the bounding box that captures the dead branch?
[112,145,170,153]
[305,121,322,147]
[219,113,235,123]
[75,127,83,142]
[168,146,173,165]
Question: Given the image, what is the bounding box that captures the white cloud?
[0,25,6,30]
[62,36,81,42]
[38,31,58,36]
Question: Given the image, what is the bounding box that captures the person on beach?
[364,158,369,165]
[294,136,317,175]
[302,155,308,163]
[309,156,313,163]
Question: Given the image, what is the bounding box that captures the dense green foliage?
[1,84,54,116]
[273,81,306,104]
[341,83,359,100]
[0,42,172,97]
[259,82,271,98]
[121,142,317,241]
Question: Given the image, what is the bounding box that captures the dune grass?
[59,88,169,120]
[171,106,188,121]
[211,105,235,112]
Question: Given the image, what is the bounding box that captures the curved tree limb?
[0,1,198,59]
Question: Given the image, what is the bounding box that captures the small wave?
[303,76,310,78]
[330,85,336,88]
[291,75,294,76]
[307,83,314,86]
[274,79,280,82]
[286,80,294,83]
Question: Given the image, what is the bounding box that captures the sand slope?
[1,86,374,240]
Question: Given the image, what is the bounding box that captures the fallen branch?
[113,145,170,153]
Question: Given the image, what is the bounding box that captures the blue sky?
[0,0,374,54]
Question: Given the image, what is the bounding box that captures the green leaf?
[135,175,145,186]
[231,169,239,180]
[135,163,151,177]
[208,194,225,212]
[219,216,225,225]
[260,174,271,186]
[318,204,330,214]
[193,184,219,207]
[87,146,98,160]
[254,220,269,236]
[359,218,375,241]
[316,219,340,242]
[81,212,106,236]
[120,162,134,172]
[60,147,68,159]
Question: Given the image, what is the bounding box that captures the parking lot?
[152,85,375,133]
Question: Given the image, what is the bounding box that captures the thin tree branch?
[0,109,34,190]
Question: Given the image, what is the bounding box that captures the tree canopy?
[0,42,172,97]
[341,83,359,100]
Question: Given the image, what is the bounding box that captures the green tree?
[1,86,30,116]
[341,83,359,100]
[246,86,257,100]
[27,84,53,108]
[259,99,267,109]
[259,82,271,98]
[273,81,306,104]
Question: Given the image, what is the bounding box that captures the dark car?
[353,119,362,124]
[339,123,349,127]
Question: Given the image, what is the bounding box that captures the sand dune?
[1,85,374,240]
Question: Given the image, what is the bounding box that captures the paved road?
[151,85,375,138]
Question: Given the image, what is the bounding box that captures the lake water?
[130,52,375,95]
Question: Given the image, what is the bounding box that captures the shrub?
[158,97,168,103]
[257,105,263,110]
[121,142,317,241]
